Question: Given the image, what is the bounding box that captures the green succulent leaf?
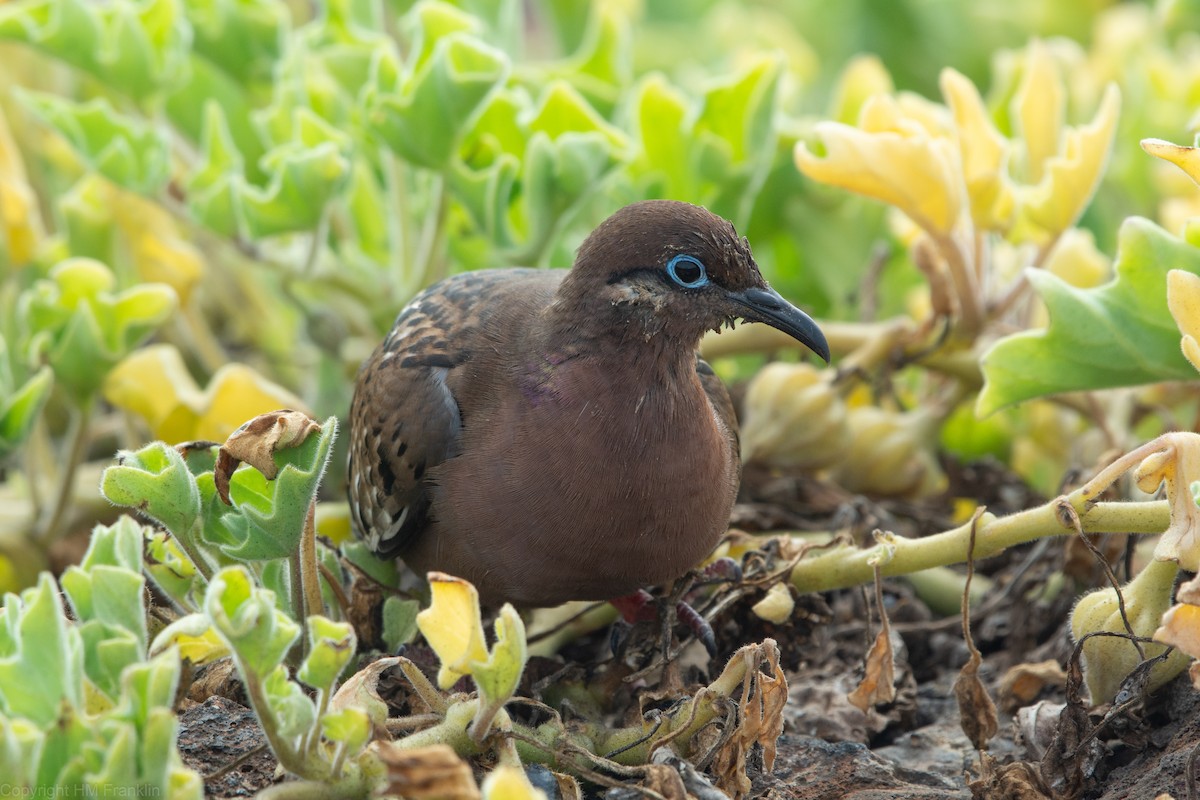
[320,706,370,753]
[365,30,509,169]
[472,604,527,710]
[978,218,1200,415]
[0,0,191,101]
[184,0,287,88]
[18,93,171,193]
[0,363,51,461]
[143,530,199,608]
[217,417,336,562]
[241,139,350,238]
[0,716,43,786]
[297,616,355,692]
[382,596,420,652]
[205,566,300,677]
[263,663,316,739]
[19,258,176,400]
[100,442,202,545]
[0,575,85,726]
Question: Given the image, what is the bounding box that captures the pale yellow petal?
[103,344,201,439]
[1044,228,1111,289]
[416,573,489,689]
[796,118,961,235]
[940,68,1014,231]
[751,583,795,624]
[1016,85,1121,241]
[0,105,43,266]
[1168,269,1200,342]
[482,765,548,800]
[1143,138,1200,187]
[829,55,893,124]
[194,364,307,442]
[1013,41,1065,184]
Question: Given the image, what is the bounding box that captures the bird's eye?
[666,254,708,289]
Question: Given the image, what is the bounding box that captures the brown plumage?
[348,200,828,607]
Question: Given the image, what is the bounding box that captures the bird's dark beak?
[730,286,831,363]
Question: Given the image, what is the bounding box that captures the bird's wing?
[348,269,547,558]
[697,355,740,464]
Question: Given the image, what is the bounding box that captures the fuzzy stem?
[301,502,324,618]
[789,497,1169,595]
[242,667,313,780]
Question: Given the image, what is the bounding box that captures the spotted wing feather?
[348,270,544,558]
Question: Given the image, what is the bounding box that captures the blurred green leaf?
[366,28,509,169]
[19,258,177,400]
[19,93,170,194]
[0,342,51,459]
[0,0,191,101]
[978,218,1200,415]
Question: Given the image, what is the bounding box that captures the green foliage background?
[3,0,1200,793]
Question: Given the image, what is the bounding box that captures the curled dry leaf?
[1016,701,1065,761]
[968,755,1053,800]
[956,648,999,752]
[331,655,402,735]
[848,566,897,713]
[709,640,788,800]
[373,742,480,800]
[214,409,322,504]
[847,627,896,713]
[998,660,1067,713]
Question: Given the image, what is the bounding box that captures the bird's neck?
[542,296,700,379]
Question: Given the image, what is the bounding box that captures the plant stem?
[289,550,309,666]
[243,666,312,780]
[301,502,324,618]
[37,399,92,544]
[789,497,1169,594]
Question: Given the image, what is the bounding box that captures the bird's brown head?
[557,200,830,361]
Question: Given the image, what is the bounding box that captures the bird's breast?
[424,356,738,605]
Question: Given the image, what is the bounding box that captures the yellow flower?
[104,344,306,443]
[795,94,962,237]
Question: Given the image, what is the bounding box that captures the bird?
[348,199,829,608]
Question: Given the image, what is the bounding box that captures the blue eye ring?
[666,254,709,289]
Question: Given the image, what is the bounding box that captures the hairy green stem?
[790,498,1169,594]
[243,666,312,780]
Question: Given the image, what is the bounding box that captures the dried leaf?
[956,648,1000,751]
[998,660,1067,713]
[848,627,896,712]
[374,742,481,800]
[214,409,321,504]
[969,755,1052,800]
[710,641,788,800]
[642,764,688,800]
[331,655,402,733]
[1016,701,1065,760]
[848,567,897,712]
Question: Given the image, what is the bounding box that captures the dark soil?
[181,456,1198,799]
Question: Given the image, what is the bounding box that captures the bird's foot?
[608,589,717,660]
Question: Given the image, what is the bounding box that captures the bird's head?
[560,200,830,362]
